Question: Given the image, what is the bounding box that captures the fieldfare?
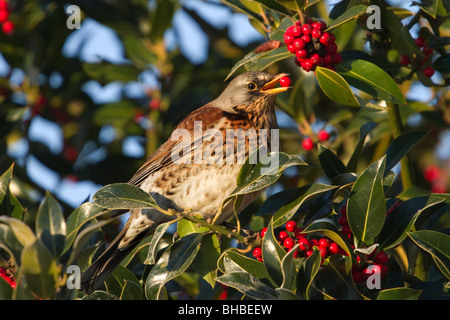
[81,71,289,294]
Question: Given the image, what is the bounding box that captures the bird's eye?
[247,82,257,91]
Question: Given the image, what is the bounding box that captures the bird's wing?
[128,104,225,187]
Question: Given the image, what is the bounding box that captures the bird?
[80,71,289,294]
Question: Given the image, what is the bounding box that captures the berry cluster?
[302,130,330,151]
[252,220,345,262]
[0,0,14,35]
[0,267,15,288]
[400,37,435,78]
[337,205,390,284]
[284,18,341,72]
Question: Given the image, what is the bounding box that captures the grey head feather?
[212,71,275,113]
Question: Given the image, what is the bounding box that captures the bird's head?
[214,71,290,114]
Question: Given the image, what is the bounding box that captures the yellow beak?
[261,73,290,94]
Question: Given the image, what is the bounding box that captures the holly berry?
[285,220,297,232]
[294,227,306,239]
[252,247,262,259]
[328,242,340,255]
[283,237,295,249]
[298,238,310,251]
[0,7,8,23]
[374,251,389,265]
[278,231,289,241]
[284,18,340,72]
[318,130,330,141]
[400,55,410,66]
[2,20,14,35]
[318,238,330,248]
[423,66,435,78]
[415,37,426,48]
[279,76,291,88]
[302,137,314,151]
[260,227,268,238]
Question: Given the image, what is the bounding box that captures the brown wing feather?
[128,103,226,187]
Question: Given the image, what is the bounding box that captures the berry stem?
[386,102,414,190]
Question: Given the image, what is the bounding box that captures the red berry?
[294,227,306,239]
[340,205,347,216]
[0,9,9,23]
[318,238,330,248]
[287,43,297,53]
[423,47,434,56]
[302,137,314,150]
[311,28,322,39]
[332,53,342,64]
[293,38,305,50]
[278,231,289,241]
[2,20,14,35]
[285,220,297,232]
[298,238,310,251]
[296,49,308,59]
[423,67,435,77]
[341,225,352,236]
[305,249,313,258]
[300,35,311,43]
[0,1,7,10]
[291,25,302,37]
[283,237,295,249]
[424,165,441,182]
[310,53,320,65]
[252,247,262,258]
[323,54,332,65]
[328,242,340,255]
[310,239,319,248]
[319,32,330,45]
[375,251,389,265]
[283,32,295,45]
[302,24,311,35]
[415,37,426,48]
[338,215,348,227]
[318,246,328,257]
[260,227,268,238]
[400,55,410,66]
[318,130,330,141]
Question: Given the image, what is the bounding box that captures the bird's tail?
[80,227,143,295]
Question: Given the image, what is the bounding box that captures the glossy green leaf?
[219,249,275,286]
[337,60,406,104]
[297,247,321,299]
[316,67,360,107]
[35,191,66,258]
[272,184,338,228]
[245,47,292,72]
[0,164,24,220]
[0,216,36,247]
[347,156,386,244]
[376,287,422,300]
[280,244,298,291]
[21,240,58,300]
[63,202,105,255]
[408,230,450,280]
[192,233,221,288]
[105,265,143,300]
[144,221,173,265]
[384,130,428,174]
[251,0,292,15]
[261,219,286,287]
[326,4,368,30]
[176,218,210,238]
[346,122,378,173]
[378,196,446,250]
[81,291,119,300]
[0,164,13,204]
[145,232,203,300]
[0,277,13,300]
[229,152,306,199]
[216,271,278,299]
[93,183,158,210]
[316,255,363,300]
[318,144,346,180]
